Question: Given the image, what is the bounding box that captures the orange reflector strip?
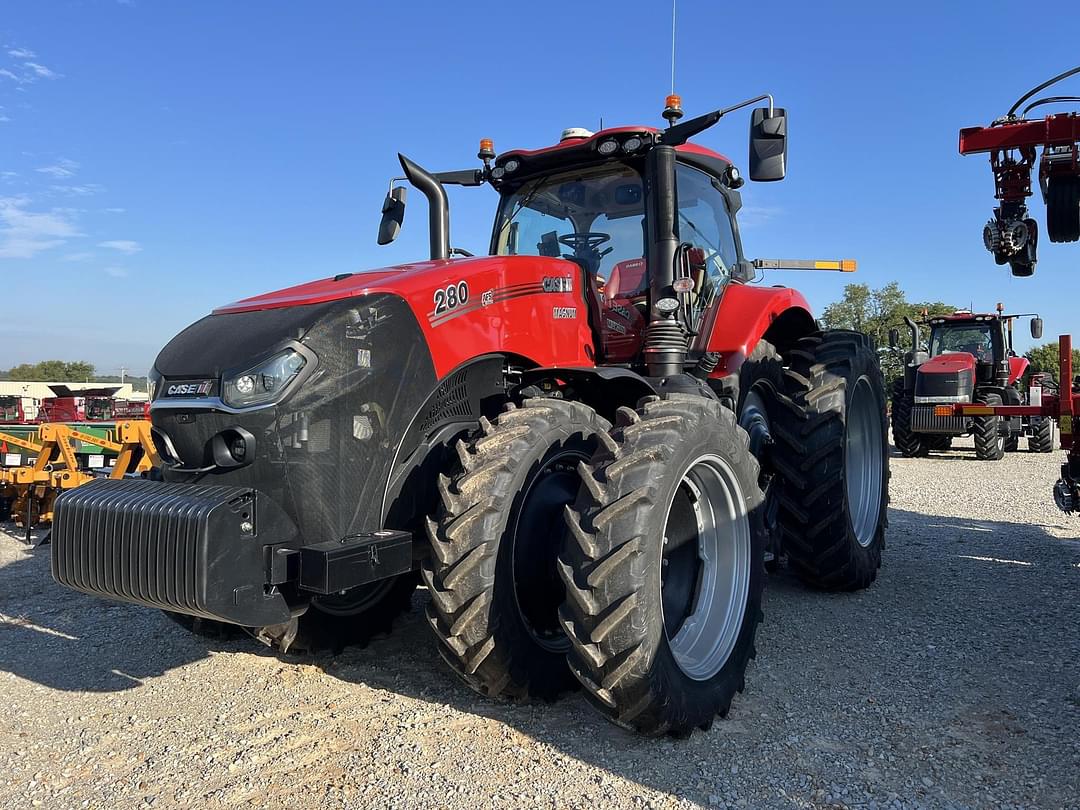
[964,406,995,415]
[841,259,857,272]
[933,406,953,417]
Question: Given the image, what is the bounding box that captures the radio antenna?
[670,0,677,94]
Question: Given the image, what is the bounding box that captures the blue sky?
[1,1,1077,376]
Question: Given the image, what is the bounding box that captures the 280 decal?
[433,281,469,314]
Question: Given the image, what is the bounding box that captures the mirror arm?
[661,94,774,146]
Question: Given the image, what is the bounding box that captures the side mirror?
[749,107,787,182]
[1031,317,1043,340]
[377,186,407,246]
[888,328,900,350]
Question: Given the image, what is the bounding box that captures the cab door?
[674,163,741,339]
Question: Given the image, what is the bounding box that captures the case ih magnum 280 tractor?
[890,307,1052,460]
[50,94,889,736]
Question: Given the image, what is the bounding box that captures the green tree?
[1025,341,1080,385]
[5,360,96,382]
[820,282,956,389]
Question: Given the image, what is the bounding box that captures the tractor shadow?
[3,509,1079,807]
[0,531,244,692]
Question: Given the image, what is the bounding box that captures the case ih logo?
[542,275,573,293]
[165,381,213,397]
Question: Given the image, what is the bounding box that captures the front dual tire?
[559,396,766,736]
[423,395,767,737]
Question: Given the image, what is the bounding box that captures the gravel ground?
[2,436,1079,810]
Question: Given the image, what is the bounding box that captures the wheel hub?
[845,377,884,548]
[660,454,751,681]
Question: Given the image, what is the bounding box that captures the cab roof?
[491,125,732,187]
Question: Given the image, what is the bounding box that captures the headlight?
[222,349,307,408]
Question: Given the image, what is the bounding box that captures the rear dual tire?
[770,331,889,591]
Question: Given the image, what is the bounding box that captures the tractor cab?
[378,93,799,380]
[926,314,1009,387]
[486,129,744,362]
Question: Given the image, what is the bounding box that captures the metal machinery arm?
[959,66,1080,276]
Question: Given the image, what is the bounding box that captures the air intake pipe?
[398,153,450,261]
[643,144,688,377]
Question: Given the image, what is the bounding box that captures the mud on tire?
[770,330,889,591]
[423,398,608,701]
[560,395,766,736]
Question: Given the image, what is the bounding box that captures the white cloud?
[7,48,36,59]
[0,196,82,259]
[51,183,105,197]
[103,207,125,213]
[23,62,58,80]
[98,239,141,254]
[0,68,21,83]
[63,251,94,262]
[36,159,79,179]
[103,266,128,278]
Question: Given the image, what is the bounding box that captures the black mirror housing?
[377,186,407,246]
[749,107,787,182]
[1031,317,1044,340]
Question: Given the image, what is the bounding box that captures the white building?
[0,381,142,420]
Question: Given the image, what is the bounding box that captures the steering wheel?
[559,232,611,254]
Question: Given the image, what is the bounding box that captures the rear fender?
[696,284,817,378]
[1008,356,1030,385]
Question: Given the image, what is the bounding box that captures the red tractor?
[890,307,1051,459]
[50,94,889,736]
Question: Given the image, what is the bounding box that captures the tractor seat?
[605,258,647,300]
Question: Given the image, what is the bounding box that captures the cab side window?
[675,164,739,322]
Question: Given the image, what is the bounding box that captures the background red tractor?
[890,307,1051,459]
[50,93,889,737]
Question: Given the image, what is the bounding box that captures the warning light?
[841,259,857,272]
[663,94,684,124]
[478,138,495,161]
[933,406,953,417]
[996,301,1004,313]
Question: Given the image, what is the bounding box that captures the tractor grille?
[51,478,296,626]
[911,406,969,434]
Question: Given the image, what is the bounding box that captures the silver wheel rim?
[845,377,884,548]
[661,454,751,681]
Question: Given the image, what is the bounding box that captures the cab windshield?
[930,324,996,363]
[492,164,645,293]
